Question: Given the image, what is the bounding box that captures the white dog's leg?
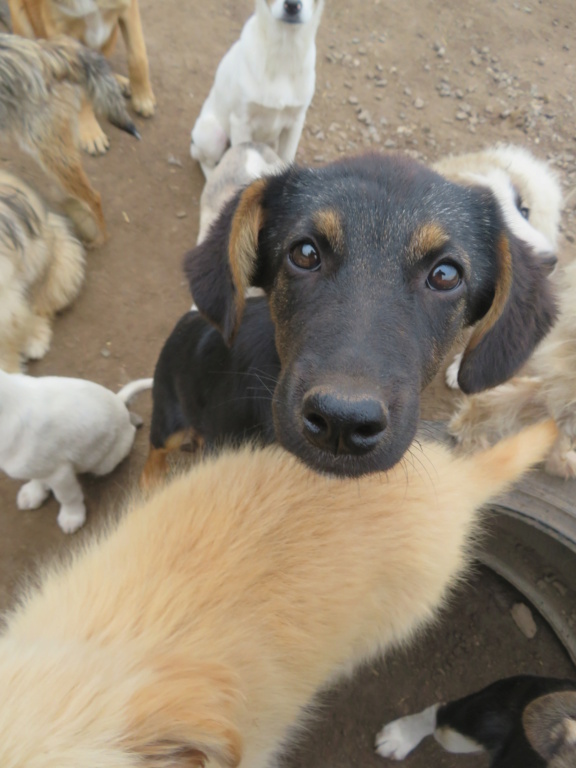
[277,110,307,163]
[376,704,484,760]
[445,352,463,390]
[375,705,438,760]
[48,465,87,534]
[190,112,229,176]
[17,479,51,510]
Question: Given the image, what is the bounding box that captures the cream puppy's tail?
[117,378,153,404]
[459,419,558,499]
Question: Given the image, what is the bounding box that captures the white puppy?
[190,0,324,177]
[197,141,284,243]
[0,371,152,533]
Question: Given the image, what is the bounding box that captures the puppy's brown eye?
[289,242,321,271]
[427,262,461,291]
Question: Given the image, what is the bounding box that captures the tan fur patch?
[464,232,513,353]
[313,209,345,252]
[228,178,267,329]
[409,222,450,263]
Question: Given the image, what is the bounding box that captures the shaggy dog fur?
[190,0,324,177]
[0,169,85,372]
[8,0,155,155]
[0,33,139,244]
[0,420,556,767]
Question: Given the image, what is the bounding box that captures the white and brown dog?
[190,0,324,177]
[0,170,85,373]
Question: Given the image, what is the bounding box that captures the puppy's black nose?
[302,389,388,456]
[284,0,302,15]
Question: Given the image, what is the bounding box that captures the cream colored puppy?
[190,0,324,177]
[433,144,562,255]
[0,420,556,767]
[449,261,576,479]
[0,170,85,372]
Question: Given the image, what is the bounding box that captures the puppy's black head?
[185,153,556,477]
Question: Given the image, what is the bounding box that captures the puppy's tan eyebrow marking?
[408,222,450,264]
[313,209,345,252]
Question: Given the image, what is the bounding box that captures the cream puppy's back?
[0,421,556,768]
[0,371,135,478]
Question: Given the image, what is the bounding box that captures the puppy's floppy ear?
[457,232,557,394]
[523,691,576,762]
[123,658,243,768]
[184,178,268,345]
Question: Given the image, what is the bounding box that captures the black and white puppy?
[376,675,576,768]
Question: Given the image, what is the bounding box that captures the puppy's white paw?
[57,504,86,534]
[445,353,463,390]
[17,480,50,510]
[375,706,437,761]
[376,720,419,760]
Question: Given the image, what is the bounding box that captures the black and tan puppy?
[146,153,556,484]
[142,299,278,488]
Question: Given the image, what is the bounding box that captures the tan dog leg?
[78,97,110,156]
[7,0,34,35]
[34,116,107,246]
[118,0,156,117]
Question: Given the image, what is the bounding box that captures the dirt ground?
[1,0,576,765]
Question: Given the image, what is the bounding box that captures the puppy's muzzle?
[302,387,388,456]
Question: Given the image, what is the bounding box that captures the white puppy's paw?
[375,720,419,760]
[445,353,463,390]
[17,480,50,510]
[375,706,437,761]
[57,504,86,534]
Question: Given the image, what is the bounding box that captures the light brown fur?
[0,169,85,372]
[0,421,556,768]
[449,261,576,478]
[0,33,139,244]
[8,0,155,155]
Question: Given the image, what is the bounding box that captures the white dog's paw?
[375,707,437,761]
[445,353,463,390]
[17,480,50,510]
[57,504,86,534]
